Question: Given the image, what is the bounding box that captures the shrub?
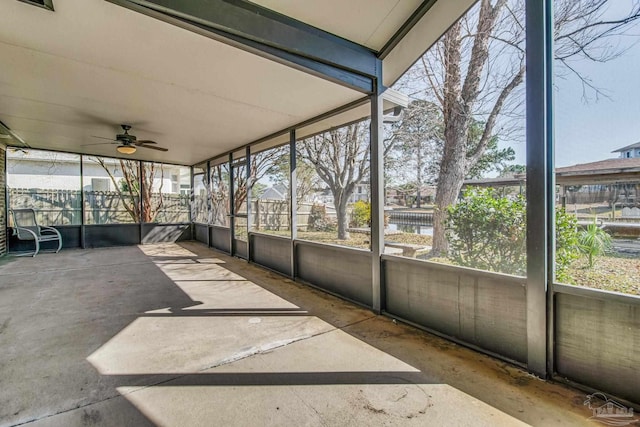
[308,203,336,232]
[446,187,581,277]
[446,187,527,275]
[350,200,371,227]
[555,208,581,283]
[579,218,612,268]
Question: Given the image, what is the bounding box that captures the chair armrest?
[40,226,62,238]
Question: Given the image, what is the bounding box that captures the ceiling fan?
[87,124,168,154]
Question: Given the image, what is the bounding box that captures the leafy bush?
[446,187,581,277]
[308,203,336,232]
[579,218,612,268]
[446,187,527,275]
[555,208,581,283]
[350,200,371,227]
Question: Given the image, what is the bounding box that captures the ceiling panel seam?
[363,0,402,47]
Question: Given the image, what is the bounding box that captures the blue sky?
[499,2,640,167]
[395,2,640,170]
[554,42,640,167]
[551,1,640,167]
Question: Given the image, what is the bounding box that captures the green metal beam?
[107,0,380,93]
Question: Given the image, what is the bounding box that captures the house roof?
[556,157,640,174]
[555,157,640,185]
[259,185,287,200]
[612,142,640,152]
[462,159,640,188]
[462,175,525,187]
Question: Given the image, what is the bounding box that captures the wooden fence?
[9,188,189,225]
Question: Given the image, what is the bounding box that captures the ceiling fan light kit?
[116,144,137,154]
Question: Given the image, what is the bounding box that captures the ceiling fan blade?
[136,139,158,145]
[140,144,168,152]
[91,135,117,141]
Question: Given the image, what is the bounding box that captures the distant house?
[462,175,525,195]
[462,142,640,216]
[613,141,640,159]
[304,181,370,206]
[7,149,188,194]
[555,157,640,212]
[258,184,287,201]
[315,188,334,204]
[464,142,640,190]
[351,181,370,203]
[555,157,640,184]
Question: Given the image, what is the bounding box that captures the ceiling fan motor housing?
[116,133,136,143]
[115,124,136,144]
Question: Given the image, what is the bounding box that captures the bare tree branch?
[468,63,524,166]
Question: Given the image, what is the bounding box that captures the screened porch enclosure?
[1,0,639,418]
[6,149,192,250]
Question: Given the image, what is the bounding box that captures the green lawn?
[564,254,640,295]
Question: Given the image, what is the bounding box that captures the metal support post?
[206,161,211,247]
[138,160,144,244]
[525,0,552,378]
[246,146,252,261]
[289,130,297,279]
[228,153,235,255]
[370,78,385,314]
[189,165,195,243]
[544,0,556,377]
[79,155,86,249]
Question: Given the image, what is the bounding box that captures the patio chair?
[10,208,63,257]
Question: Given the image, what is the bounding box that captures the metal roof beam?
[107,0,380,93]
[378,0,438,60]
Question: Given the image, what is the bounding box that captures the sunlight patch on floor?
[87,315,333,375]
[117,383,528,427]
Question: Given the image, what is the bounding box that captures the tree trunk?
[431,19,468,256]
[431,106,469,255]
[416,145,423,208]
[335,196,350,240]
[431,159,466,255]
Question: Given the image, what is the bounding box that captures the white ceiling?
[0,0,364,164]
[0,0,470,166]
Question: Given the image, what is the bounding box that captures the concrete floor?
[0,242,596,426]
